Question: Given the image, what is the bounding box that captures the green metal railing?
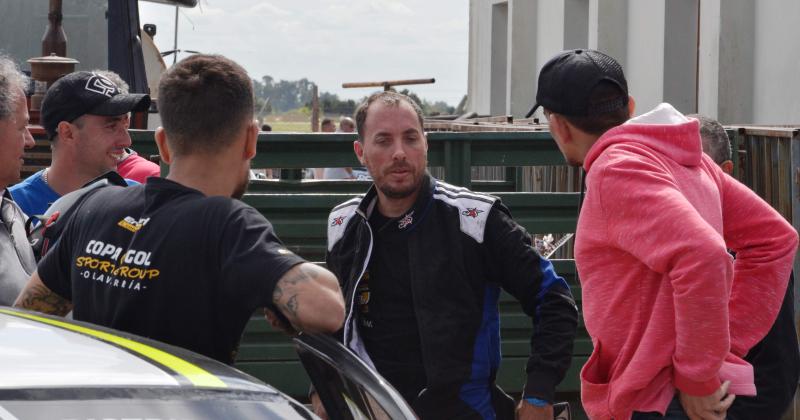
[130,130,566,190]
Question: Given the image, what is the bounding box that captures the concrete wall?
[753,0,800,124]
[507,0,538,119]
[698,0,755,124]
[490,2,509,116]
[625,0,666,114]
[469,0,800,124]
[467,0,591,118]
[663,0,699,113]
[467,0,493,115]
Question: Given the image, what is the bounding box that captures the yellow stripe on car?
[0,309,227,388]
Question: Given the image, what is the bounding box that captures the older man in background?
[0,55,35,304]
[689,113,800,420]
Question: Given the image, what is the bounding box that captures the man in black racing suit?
[323,91,578,420]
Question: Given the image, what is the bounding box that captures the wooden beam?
[342,78,435,90]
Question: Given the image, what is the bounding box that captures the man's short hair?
[687,114,731,164]
[354,91,424,141]
[158,54,254,155]
[0,55,29,121]
[321,118,334,127]
[92,69,130,94]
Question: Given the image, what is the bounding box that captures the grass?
[264,121,312,133]
[263,111,350,133]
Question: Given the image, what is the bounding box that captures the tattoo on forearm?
[272,284,283,302]
[272,264,321,322]
[14,284,72,316]
[285,295,299,316]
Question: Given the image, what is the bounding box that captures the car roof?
[0,308,275,394]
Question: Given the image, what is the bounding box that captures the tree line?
[253,75,465,117]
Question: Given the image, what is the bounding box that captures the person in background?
[689,113,800,420]
[317,117,353,179]
[320,118,336,133]
[0,55,36,305]
[345,115,371,180]
[339,116,355,133]
[9,71,149,217]
[533,49,797,419]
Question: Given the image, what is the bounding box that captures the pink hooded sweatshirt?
[575,104,798,419]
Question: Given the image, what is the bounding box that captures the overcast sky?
[139,0,469,106]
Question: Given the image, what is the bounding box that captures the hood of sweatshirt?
[583,103,702,172]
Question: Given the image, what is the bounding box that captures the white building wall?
[469,0,800,124]
[507,0,538,118]
[701,0,755,124]
[625,0,666,114]
[467,0,496,116]
[753,0,800,124]
[535,1,566,68]
[697,0,722,119]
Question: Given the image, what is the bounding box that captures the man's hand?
[310,391,328,420]
[516,399,553,420]
[263,307,296,335]
[679,380,735,420]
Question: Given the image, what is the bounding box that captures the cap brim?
[89,93,151,116]
[525,103,540,119]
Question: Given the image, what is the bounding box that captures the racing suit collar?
[357,172,435,232]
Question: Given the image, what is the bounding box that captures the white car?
[0,307,415,420]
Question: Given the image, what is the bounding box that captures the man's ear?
[56,121,75,145]
[720,160,734,175]
[353,140,366,165]
[549,114,573,145]
[244,120,258,160]
[627,96,636,118]
[154,127,172,165]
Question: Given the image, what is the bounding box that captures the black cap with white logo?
[526,49,628,118]
[41,71,151,139]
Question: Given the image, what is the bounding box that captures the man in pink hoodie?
[527,49,798,419]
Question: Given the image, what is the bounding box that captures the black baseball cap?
[41,71,151,139]
[526,49,628,118]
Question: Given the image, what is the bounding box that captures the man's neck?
[375,185,423,218]
[46,161,103,196]
[165,156,239,197]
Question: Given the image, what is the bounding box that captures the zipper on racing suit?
[342,207,376,366]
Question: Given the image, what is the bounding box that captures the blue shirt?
[10,170,138,218]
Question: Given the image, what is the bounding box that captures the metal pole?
[173,5,179,64]
[311,84,320,132]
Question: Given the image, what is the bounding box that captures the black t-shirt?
[38,178,304,364]
[729,273,799,420]
[358,209,426,403]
